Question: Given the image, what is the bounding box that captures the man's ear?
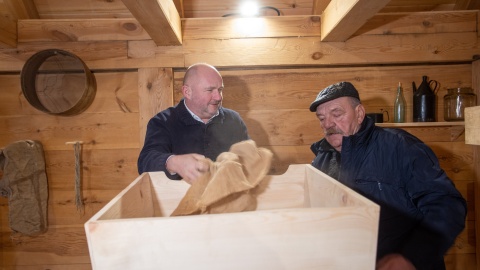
[356,104,366,124]
[182,85,191,98]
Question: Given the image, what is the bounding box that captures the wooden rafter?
[321,0,390,42]
[121,0,182,46]
[0,0,39,48]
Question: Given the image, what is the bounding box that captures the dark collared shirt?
[138,99,249,179]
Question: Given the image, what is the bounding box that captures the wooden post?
[471,59,480,270]
[138,67,174,148]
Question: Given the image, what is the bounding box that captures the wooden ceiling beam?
[17,11,476,43]
[454,0,480,10]
[0,0,39,48]
[312,0,331,15]
[173,0,185,18]
[321,0,390,42]
[121,0,182,46]
[5,0,39,18]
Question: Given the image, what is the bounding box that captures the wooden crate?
[465,106,480,145]
[84,164,379,269]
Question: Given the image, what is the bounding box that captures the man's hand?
[166,154,209,184]
[376,254,416,270]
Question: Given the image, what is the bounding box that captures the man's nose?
[322,116,334,129]
[212,90,222,100]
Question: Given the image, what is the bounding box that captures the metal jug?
[412,75,438,122]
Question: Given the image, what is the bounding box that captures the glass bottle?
[394,82,406,123]
[444,87,477,121]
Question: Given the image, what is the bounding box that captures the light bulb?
[240,2,259,17]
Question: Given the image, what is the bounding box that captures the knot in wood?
[310,16,320,23]
[123,22,138,31]
[422,20,431,27]
[312,52,323,60]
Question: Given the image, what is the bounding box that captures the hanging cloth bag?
[0,140,48,235]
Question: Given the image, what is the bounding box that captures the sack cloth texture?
[0,140,48,235]
[171,140,273,216]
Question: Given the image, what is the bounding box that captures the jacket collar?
[311,116,376,153]
[342,116,375,150]
[177,99,225,126]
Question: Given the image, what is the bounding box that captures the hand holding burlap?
[171,140,272,216]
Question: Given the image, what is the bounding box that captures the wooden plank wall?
[0,64,474,269]
[0,10,479,270]
[175,66,477,270]
[0,72,140,269]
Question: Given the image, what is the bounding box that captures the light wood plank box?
[465,106,480,145]
[85,164,380,269]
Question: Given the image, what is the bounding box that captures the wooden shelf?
[376,121,465,128]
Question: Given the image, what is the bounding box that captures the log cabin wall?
[0,10,479,270]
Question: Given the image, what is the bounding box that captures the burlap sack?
[0,140,48,235]
[171,140,272,216]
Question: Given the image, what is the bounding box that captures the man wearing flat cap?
[309,81,466,270]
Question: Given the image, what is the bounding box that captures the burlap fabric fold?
[171,140,272,216]
[0,140,48,235]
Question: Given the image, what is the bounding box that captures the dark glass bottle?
[394,82,406,123]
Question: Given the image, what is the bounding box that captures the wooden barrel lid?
[21,49,96,116]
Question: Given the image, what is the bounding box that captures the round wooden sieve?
[21,49,96,116]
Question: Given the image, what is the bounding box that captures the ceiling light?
[240,2,259,17]
[233,17,266,36]
[222,3,280,17]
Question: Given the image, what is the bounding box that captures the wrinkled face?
[315,97,365,152]
[183,66,224,122]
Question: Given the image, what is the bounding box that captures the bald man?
[138,63,249,184]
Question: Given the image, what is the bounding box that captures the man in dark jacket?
[138,63,249,183]
[309,81,466,270]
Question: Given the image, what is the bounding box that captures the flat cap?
[309,81,360,112]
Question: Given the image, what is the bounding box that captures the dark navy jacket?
[138,100,249,179]
[311,116,467,270]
